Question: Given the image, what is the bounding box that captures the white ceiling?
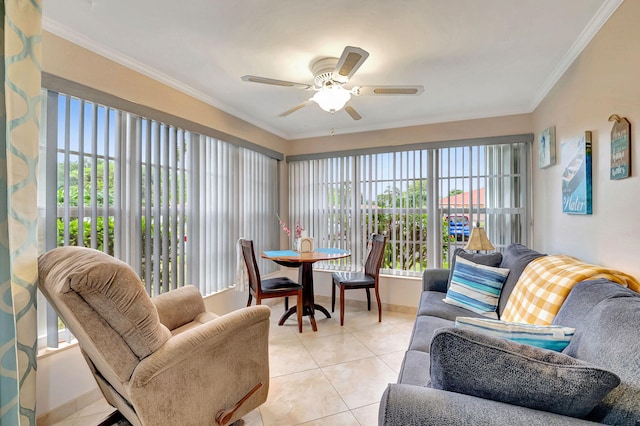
[42,0,620,140]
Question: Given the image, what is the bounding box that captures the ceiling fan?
[241,46,424,121]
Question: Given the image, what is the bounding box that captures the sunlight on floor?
[52,302,415,426]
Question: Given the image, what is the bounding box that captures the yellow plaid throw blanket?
[501,254,640,325]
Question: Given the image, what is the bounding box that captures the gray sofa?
[379,244,640,425]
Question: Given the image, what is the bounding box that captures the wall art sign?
[538,126,556,169]
[561,131,592,215]
[609,114,631,180]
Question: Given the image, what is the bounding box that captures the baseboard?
[37,387,104,426]
[314,295,417,315]
[261,294,416,315]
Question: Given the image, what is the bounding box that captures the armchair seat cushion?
[332,272,375,287]
[170,312,219,335]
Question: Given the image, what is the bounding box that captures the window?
[38,90,280,348]
[288,136,531,276]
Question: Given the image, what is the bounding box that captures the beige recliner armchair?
[38,246,270,426]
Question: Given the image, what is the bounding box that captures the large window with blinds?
[288,136,531,276]
[38,90,280,348]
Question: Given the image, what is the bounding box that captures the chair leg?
[296,291,303,333]
[365,288,371,311]
[246,294,253,307]
[340,286,345,326]
[375,286,382,323]
[331,280,336,312]
[285,296,289,311]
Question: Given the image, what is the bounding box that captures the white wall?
[276,268,423,312]
[36,347,97,421]
[531,0,640,278]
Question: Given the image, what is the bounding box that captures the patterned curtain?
[0,0,42,424]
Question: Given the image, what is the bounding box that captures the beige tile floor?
[52,302,415,426]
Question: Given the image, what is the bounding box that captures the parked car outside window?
[447,214,470,240]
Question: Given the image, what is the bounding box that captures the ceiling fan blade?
[241,75,311,90]
[344,105,362,121]
[354,85,425,96]
[279,101,311,117]
[332,46,369,83]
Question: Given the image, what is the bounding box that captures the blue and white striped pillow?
[443,256,510,318]
[455,316,575,351]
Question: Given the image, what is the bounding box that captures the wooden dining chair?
[240,239,304,332]
[331,234,387,326]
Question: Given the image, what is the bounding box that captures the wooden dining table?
[262,248,350,331]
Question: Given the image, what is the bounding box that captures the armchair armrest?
[132,305,270,385]
[422,268,450,292]
[152,285,206,330]
[380,385,596,425]
[128,305,271,426]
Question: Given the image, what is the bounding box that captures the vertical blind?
[289,157,356,270]
[39,91,279,348]
[288,140,529,275]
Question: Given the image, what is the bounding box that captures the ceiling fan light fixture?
[242,46,422,119]
[311,85,351,113]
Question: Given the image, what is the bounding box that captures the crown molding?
[42,17,290,140]
[529,0,623,110]
[288,106,532,140]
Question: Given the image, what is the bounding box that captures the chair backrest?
[364,234,387,278]
[240,239,261,295]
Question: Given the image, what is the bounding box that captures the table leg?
[299,262,333,329]
[313,304,331,319]
[277,261,331,332]
[299,263,317,331]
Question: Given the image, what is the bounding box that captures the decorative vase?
[294,237,314,252]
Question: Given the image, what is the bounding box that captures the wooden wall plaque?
[609,114,631,180]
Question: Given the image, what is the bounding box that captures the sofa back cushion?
[497,244,545,316]
[553,279,640,425]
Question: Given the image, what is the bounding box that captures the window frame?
[287,134,532,275]
[38,81,283,349]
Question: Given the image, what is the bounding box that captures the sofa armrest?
[379,384,597,426]
[128,305,271,425]
[151,285,206,330]
[422,268,450,292]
